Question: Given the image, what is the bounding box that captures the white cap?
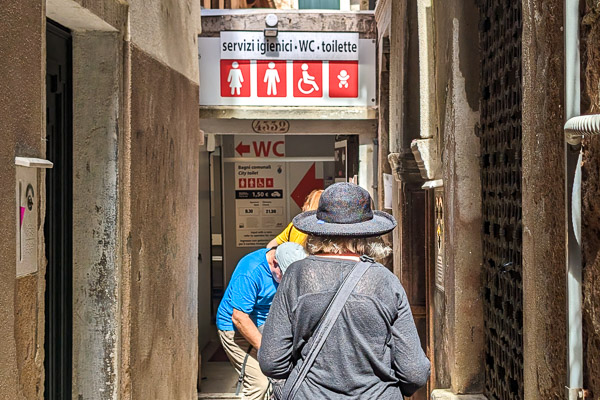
[275,242,308,275]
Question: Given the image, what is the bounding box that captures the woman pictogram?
[227,61,244,96]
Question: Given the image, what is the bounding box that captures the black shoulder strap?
[283,256,375,400]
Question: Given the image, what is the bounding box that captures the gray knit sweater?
[258,256,430,399]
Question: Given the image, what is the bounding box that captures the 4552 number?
[252,120,290,134]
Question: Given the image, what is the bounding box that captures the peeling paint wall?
[580,0,600,395]
[0,0,45,399]
[434,0,483,393]
[72,30,122,400]
[521,0,567,398]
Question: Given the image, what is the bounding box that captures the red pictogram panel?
[257,61,286,97]
[257,178,265,188]
[239,178,247,188]
[221,60,251,97]
[248,178,256,188]
[329,61,358,98]
[293,61,322,98]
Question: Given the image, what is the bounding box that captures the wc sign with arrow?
[234,136,285,158]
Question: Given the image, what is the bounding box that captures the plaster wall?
[580,1,600,395]
[46,0,127,32]
[128,0,201,84]
[127,44,200,400]
[435,2,483,392]
[0,1,46,399]
[521,0,567,398]
[71,31,122,400]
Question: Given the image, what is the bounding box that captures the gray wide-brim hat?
[292,182,397,237]
[275,242,308,274]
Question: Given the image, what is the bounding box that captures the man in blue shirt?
[216,243,307,400]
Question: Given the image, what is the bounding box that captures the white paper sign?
[235,162,287,247]
[221,31,359,61]
[383,173,394,210]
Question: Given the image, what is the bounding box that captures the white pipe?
[565,0,583,393]
[565,114,600,144]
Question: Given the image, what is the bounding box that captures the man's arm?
[232,308,262,349]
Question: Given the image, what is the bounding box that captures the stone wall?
[580,0,600,395]
[126,43,200,399]
[521,0,567,398]
[0,0,202,398]
[0,1,45,399]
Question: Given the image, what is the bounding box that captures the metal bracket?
[566,387,591,400]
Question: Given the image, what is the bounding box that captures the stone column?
[431,0,484,396]
[521,0,567,398]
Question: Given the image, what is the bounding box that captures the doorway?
[198,133,361,395]
[45,19,73,400]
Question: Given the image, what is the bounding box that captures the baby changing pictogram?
[328,61,358,98]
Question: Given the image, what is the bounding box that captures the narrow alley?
[1,1,600,400]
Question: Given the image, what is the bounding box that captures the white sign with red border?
[199,34,376,107]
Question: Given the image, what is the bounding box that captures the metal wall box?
[15,157,53,277]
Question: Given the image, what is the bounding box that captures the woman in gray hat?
[258,182,430,399]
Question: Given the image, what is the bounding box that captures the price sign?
[235,162,286,247]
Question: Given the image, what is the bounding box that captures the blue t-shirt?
[216,248,278,331]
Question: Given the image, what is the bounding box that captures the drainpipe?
[564,1,597,398]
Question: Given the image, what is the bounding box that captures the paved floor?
[198,341,240,399]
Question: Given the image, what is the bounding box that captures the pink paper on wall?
[20,206,25,227]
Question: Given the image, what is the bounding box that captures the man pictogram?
[258,61,286,98]
[264,62,280,96]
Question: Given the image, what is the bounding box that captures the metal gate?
[478,1,523,399]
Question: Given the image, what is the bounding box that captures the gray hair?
[306,235,392,263]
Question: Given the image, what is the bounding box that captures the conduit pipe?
[564,1,597,398]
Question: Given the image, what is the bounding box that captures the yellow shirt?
[274,222,308,247]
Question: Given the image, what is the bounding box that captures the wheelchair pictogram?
[297,63,320,95]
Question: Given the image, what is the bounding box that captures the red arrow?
[291,163,324,209]
[236,142,250,156]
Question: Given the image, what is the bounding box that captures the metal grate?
[478,1,523,399]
